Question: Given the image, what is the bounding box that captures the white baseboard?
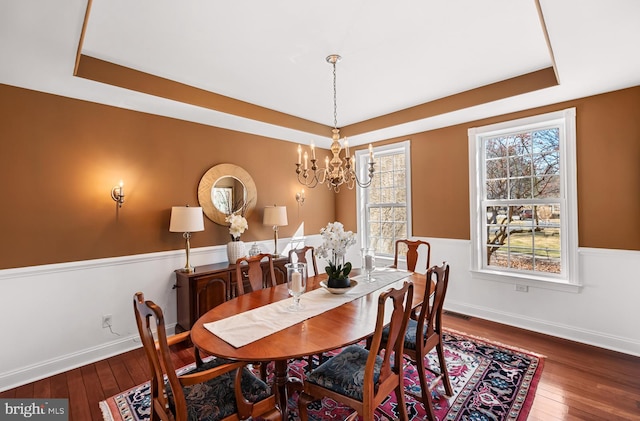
[445,300,640,357]
[0,239,296,392]
[0,323,181,392]
[1,334,137,392]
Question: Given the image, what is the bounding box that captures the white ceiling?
[1,0,639,147]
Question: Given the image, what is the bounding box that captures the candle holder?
[286,262,307,311]
[362,248,376,283]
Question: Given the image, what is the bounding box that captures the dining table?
[190,268,429,419]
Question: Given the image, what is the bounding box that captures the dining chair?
[235,253,277,296]
[381,262,452,420]
[288,246,319,276]
[133,292,281,421]
[390,239,431,273]
[298,281,414,421]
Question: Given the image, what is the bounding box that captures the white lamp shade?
[263,205,288,226]
[169,206,205,233]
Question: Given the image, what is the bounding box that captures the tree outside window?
[469,108,578,287]
[484,128,561,273]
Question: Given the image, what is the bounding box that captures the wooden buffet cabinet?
[174,256,289,333]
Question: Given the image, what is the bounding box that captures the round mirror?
[198,164,257,225]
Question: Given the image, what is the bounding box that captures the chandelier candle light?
[295,54,375,192]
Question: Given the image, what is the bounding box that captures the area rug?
[100,329,544,421]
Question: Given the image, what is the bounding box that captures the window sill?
[470,269,582,293]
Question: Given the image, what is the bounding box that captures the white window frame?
[357,141,412,258]
[468,108,580,292]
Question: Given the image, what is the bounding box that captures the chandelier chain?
[333,59,338,130]
[294,54,375,192]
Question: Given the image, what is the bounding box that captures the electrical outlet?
[515,284,529,293]
[102,314,112,328]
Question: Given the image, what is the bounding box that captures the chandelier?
[295,54,375,192]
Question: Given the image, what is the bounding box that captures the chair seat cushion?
[305,345,382,401]
[168,358,272,421]
[382,319,425,351]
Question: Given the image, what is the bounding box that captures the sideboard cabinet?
[175,256,288,332]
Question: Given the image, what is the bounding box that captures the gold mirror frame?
[198,164,257,225]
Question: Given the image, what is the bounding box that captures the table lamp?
[169,206,205,272]
[263,205,288,257]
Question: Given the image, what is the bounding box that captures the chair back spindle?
[288,246,319,276]
[235,253,277,295]
[392,239,431,273]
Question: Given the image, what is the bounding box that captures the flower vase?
[327,277,351,288]
[327,252,351,288]
[227,240,246,264]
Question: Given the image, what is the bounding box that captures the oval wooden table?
[190,272,428,419]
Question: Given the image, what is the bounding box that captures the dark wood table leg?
[273,359,304,420]
[273,360,289,419]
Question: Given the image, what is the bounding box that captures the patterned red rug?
[100,329,544,421]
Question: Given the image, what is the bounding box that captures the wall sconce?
[295,189,305,206]
[111,180,125,207]
[263,205,288,257]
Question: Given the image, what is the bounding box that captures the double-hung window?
[357,141,411,257]
[468,108,579,291]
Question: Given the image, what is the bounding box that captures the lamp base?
[272,227,280,259]
[178,266,195,273]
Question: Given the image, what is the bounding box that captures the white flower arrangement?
[316,221,356,259]
[317,221,356,267]
[316,222,356,284]
[226,213,248,241]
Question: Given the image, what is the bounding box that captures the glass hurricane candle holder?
[285,262,307,311]
[362,248,376,282]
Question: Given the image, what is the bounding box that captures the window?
[468,108,579,290]
[357,141,411,256]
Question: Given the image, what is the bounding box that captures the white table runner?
[204,268,412,348]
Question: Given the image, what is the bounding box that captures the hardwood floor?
[2,314,639,420]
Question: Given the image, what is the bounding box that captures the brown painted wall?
[0,84,335,269]
[1,84,638,270]
[337,86,640,250]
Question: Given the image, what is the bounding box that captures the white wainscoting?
[424,239,640,357]
[1,237,638,391]
[0,242,236,391]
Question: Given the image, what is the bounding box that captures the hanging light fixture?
[295,54,375,192]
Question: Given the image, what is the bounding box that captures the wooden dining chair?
[235,253,277,296]
[288,246,319,276]
[133,292,281,421]
[391,239,431,273]
[298,281,414,421]
[381,262,452,420]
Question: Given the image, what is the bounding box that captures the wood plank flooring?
[2,314,639,420]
